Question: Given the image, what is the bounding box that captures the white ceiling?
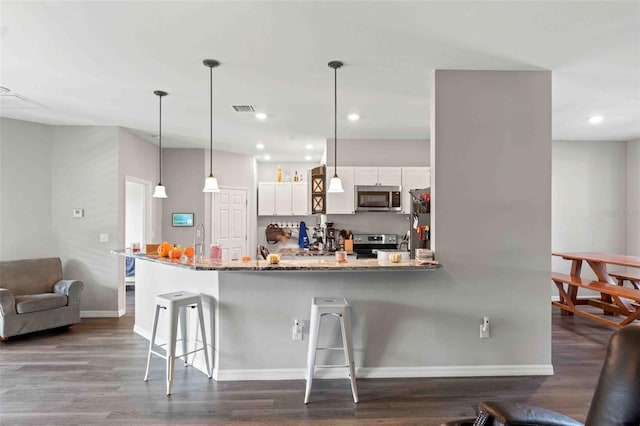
[1,1,639,163]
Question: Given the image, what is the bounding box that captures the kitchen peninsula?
[123,252,441,381]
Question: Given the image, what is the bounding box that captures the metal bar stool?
[144,290,212,395]
[304,296,358,403]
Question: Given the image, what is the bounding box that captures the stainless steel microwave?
[355,186,402,212]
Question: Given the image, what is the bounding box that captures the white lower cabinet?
[258,182,308,216]
[326,167,355,214]
[401,167,431,213]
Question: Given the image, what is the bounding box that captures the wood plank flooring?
[0,290,615,425]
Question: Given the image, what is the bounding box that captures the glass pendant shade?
[327,176,344,193]
[152,184,168,198]
[203,175,220,192]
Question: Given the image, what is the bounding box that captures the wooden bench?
[610,272,640,290]
[551,272,640,328]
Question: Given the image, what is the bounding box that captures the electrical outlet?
[480,317,490,339]
[292,319,303,341]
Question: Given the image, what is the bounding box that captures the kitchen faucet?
[193,223,205,259]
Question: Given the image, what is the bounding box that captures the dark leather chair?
[442,323,640,426]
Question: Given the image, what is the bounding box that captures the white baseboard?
[81,311,121,318]
[135,325,553,382]
[213,364,554,381]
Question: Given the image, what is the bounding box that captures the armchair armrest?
[480,401,583,426]
[0,288,17,317]
[54,280,84,306]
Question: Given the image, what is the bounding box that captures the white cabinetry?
[291,182,309,215]
[258,182,308,216]
[401,167,431,214]
[354,167,402,186]
[326,167,355,214]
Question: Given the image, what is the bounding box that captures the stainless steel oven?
[355,186,402,212]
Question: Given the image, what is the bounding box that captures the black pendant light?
[152,90,168,198]
[327,60,344,193]
[202,59,220,192]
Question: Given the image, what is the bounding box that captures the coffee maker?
[325,223,337,252]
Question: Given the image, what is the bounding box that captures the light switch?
[73,208,84,218]
[99,233,109,243]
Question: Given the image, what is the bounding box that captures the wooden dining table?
[552,252,640,284]
[552,252,640,326]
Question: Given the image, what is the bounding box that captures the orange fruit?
[242,256,252,262]
[168,248,182,259]
[184,246,195,258]
[157,242,173,257]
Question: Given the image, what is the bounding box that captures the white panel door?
[213,188,248,261]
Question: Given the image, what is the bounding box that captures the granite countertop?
[112,250,440,272]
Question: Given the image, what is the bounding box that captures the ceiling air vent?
[232,105,255,113]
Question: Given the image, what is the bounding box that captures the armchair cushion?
[0,289,16,317]
[54,280,84,306]
[15,293,67,314]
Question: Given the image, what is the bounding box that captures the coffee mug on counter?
[335,250,347,263]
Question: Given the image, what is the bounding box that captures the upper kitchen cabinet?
[326,166,355,214]
[355,167,402,186]
[258,182,308,216]
[291,182,309,215]
[401,167,431,213]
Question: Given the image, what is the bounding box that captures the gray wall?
[430,70,552,366]
[162,148,206,247]
[628,138,640,259]
[51,126,120,314]
[326,138,429,167]
[0,118,53,260]
[552,140,629,280]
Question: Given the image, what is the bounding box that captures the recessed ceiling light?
[305,155,312,161]
[255,112,268,120]
[256,143,265,150]
[305,144,313,150]
[588,115,603,124]
[347,113,360,121]
[263,154,271,160]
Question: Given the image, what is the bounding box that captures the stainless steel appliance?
[355,186,402,212]
[353,233,398,259]
[325,223,337,252]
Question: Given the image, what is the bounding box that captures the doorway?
[212,187,248,261]
[123,176,151,315]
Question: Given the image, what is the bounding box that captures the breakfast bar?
[128,253,441,381]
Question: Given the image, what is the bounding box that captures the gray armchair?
[0,257,84,340]
[442,323,640,426]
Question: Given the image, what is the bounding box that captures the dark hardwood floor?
[0,290,615,425]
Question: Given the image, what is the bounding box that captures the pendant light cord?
[159,95,162,184]
[209,64,213,177]
[334,66,338,177]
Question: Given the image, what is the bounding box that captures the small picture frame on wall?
[172,212,194,227]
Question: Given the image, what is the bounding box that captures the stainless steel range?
[353,234,398,259]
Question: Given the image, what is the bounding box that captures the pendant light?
[152,90,168,198]
[202,59,220,192]
[327,60,344,193]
